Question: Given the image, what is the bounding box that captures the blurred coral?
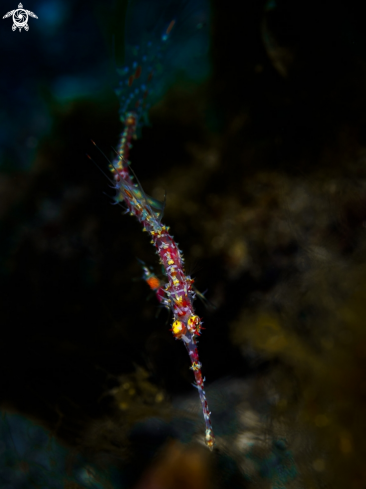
[133,441,210,489]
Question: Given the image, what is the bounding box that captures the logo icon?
[3,3,38,32]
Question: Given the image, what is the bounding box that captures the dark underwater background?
[1,0,366,487]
